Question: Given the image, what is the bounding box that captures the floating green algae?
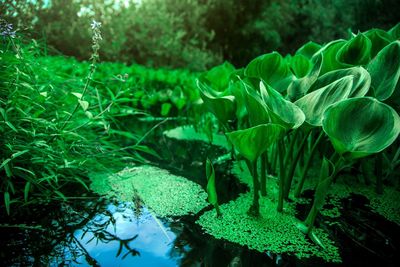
[196,193,341,262]
[163,125,230,149]
[197,161,341,262]
[90,165,209,217]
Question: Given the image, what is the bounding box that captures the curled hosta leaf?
[367,41,400,101]
[226,124,285,162]
[336,33,372,66]
[322,97,400,159]
[316,39,346,75]
[296,41,322,59]
[364,28,393,58]
[310,66,371,97]
[295,76,353,126]
[201,61,236,92]
[290,54,312,78]
[245,51,293,92]
[197,79,236,124]
[259,81,305,129]
[287,54,323,101]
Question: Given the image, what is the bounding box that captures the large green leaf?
[287,54,323,101]
[244,51,293,92]
[364,28,393,58]
[197,79,236,124]
[295,76,353,126]
[226,124,285,162]
[310,66,371,97]
[202,61,236,92]
[322,97,400,159]
[367,41,400,101]
[290,54,312,78]
[316,39,346,75]
[296,41,322,59]
[259,81,305,129]
[336,33,372,66]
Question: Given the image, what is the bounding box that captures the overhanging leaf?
[322,97,400,159]
[226,124,286,162]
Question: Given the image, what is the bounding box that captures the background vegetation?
[2,0,399,70]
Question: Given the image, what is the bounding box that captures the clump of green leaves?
[195,23,400,253]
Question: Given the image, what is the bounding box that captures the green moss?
[197,193,341,262]
[90,165,209,217]
[163,125,230,149]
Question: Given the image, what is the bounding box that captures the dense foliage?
[2,0,399,70]
[0,21,199,215]
[197,23,400,246]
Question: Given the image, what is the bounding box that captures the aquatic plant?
[196,23,400,251]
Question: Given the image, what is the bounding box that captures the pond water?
[1,121,399,267]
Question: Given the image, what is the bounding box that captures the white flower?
[90,20,101,30]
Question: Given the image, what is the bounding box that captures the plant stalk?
[277,140,285,212]
[294,130,324,198]
[260,152,268,196]
[284,130,311,199]
[247,159,260,217]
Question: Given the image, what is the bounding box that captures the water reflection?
[60,201,184,267]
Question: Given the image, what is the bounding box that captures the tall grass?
[0,21,159,215]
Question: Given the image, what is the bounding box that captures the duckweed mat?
[302,174,400,225]
[196,193,341,262]
[199,161,341,262]
[163,125,230,149]
[90,165,209,217]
